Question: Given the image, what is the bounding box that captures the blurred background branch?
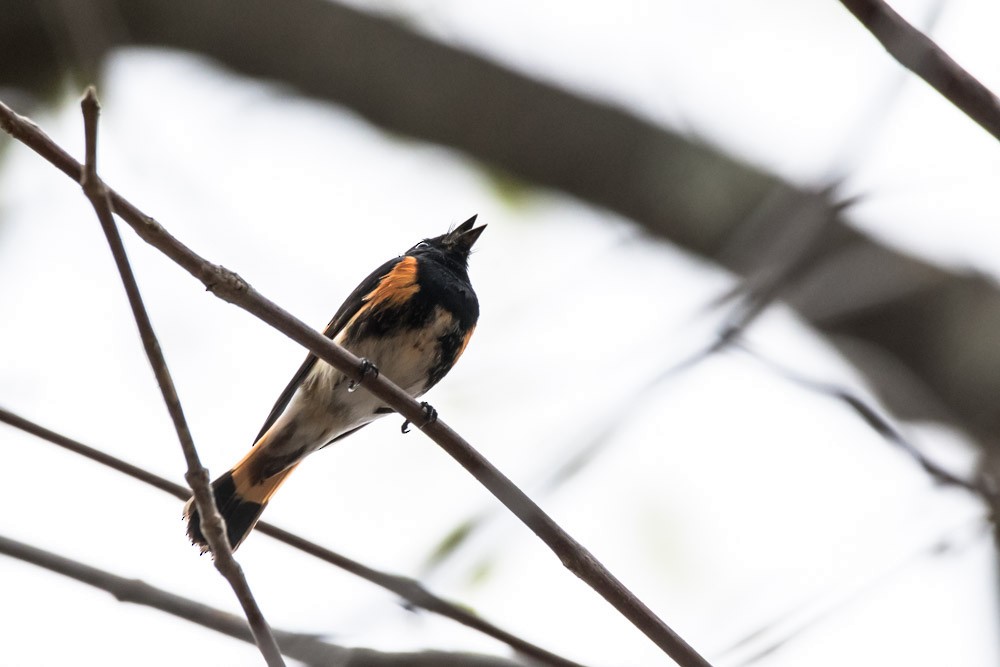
[736,342,993,500]
[0,405,587,667]
[4,0,999,478]
[0,533,538,667]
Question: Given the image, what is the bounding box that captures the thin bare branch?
[838,0,1000,141]
[0,96,712,666]
[0,406,589,667]
[76,87,284,667]
[0,533,533,667]
[736,343,995,501]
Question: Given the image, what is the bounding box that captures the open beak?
[450,214,486,250]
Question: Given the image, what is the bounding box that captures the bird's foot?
[347,358,379,392]
[401,402,437,434]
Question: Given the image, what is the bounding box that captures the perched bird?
[185,216,485,552]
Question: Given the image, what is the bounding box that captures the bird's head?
[407,215,486,269]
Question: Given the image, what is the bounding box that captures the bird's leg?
[401,402,438,434]
[347,358,379,392]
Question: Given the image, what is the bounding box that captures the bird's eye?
[416,241,428,249]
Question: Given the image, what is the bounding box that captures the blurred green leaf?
[422,517,480,572]
[479,167,535,209]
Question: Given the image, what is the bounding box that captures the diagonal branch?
[736,343,994,502]
[0,533,533,667]
[0,99,709,664]
[76,87,284,667]
[837,0,1000,141]
[0,406,589,667]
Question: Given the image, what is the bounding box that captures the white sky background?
[1,0,998,665]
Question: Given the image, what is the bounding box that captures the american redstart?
[185,216,485,551]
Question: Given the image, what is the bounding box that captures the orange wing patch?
[454,324,476,363]
[365,255,420,310]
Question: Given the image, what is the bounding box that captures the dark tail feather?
[184,472,267,553]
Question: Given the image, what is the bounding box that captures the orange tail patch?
[185,446,300,552]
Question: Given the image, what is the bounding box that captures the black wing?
[251,256,403,443]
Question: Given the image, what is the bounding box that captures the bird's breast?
[356,305,459,394]
[304,305,460,404]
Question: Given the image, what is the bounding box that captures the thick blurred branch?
[6,0,1000,468]
[838,0,1000,141]
[0,100,711,667]
[0,533,534,667]
[78,87,285,667]
[0,405,587,667]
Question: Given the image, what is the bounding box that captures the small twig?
[77,88,284,667]
[0,388,588,667]
[0,96,711,666]
[0,533,533,667]
[838,0,1000,142]
[710,0,945,353]
[736,343,995,502]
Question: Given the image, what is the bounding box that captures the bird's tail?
[184,443,299,553]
